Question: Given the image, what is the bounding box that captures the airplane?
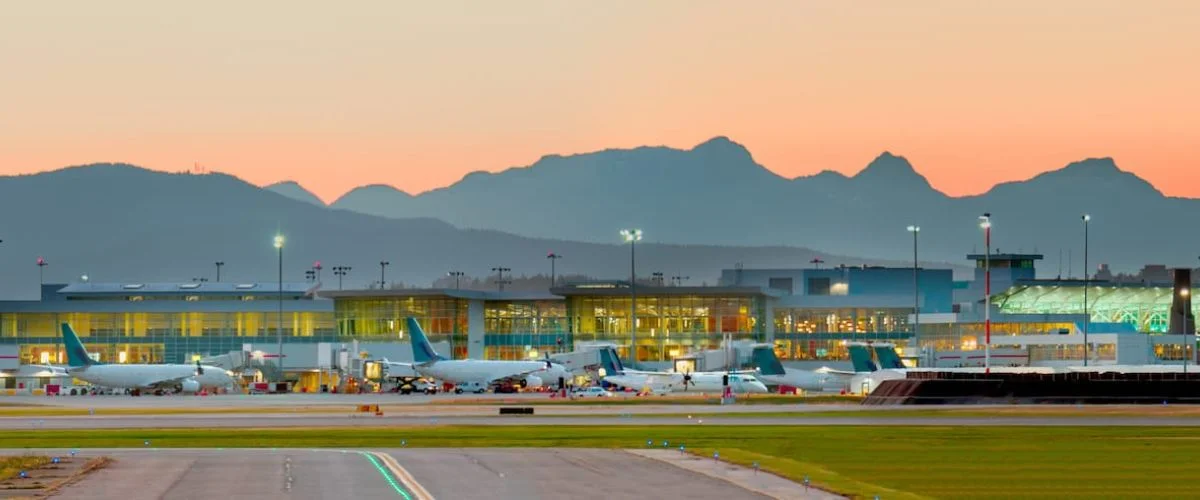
[381,317,571,394]
[595,347,768,395]
[57,323,236,395]
[749,344,855,392]
[844,342,1060,394]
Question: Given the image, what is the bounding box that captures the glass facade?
[772,307,912,360]
[564,294,765,362]
[915,321,1076,352]
[0,310,335,364]
[483,300,567,360]
[334,296,469,358]
[995,285,1182,333]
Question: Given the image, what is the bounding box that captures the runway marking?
[370,451,435,500]
[362,452,413,499]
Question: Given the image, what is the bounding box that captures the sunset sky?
[3,2,1198,203]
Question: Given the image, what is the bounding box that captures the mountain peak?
[987,156,1161,197]
[690,136,751,157]
[265,180,325,206]
[851,152,936,192]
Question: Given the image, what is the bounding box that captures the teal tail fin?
[406,317,445,363]
[597,347,624,376]
[61,323,101,368]
[848,344,879,372]
[873,345,905,369]
[751,345,787,376]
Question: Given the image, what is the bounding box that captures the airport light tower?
[214,261,224,282]
[621,229,643,365]
[907,225,920,353]
[274,235,285,382]
[978,214,992,374]
[379,261,390,289]
[492,267,511,292]
[333,266,351,290]
[447,270,465,290]
[1182,286,1191,375]
[546,253,562,286]
[1082,214,1091,366]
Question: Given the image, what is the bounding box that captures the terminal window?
[808,278,831,296]
[768,278,794,295]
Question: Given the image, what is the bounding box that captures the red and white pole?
[984,223,991,374]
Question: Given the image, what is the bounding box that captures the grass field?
[0,455,49,481]
[2,425,1198,498]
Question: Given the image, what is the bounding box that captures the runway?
[7,414,1200,429]
[34,448,803,500]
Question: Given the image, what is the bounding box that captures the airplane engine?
[179,379,201,393]
[523,375,543,388]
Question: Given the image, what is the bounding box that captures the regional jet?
[596,347,768,395]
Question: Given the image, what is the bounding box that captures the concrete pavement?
[36,448,785,500]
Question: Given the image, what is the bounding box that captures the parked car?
[579,387,614,397]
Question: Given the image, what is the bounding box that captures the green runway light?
[362,452,412,499]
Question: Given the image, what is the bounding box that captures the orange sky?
[2,2,1198,203]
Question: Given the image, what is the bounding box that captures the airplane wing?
[28,364,68,374]
[814,367,857,377]
[486,366,554,386]
[379,358,420,378]
[138,374,198,390]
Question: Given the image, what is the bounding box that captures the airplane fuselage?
[69,364,233,391]
[604,372,768,394]
[415,359,568,387]
[759,368,847,392]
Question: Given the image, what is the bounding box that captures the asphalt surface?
[49,449,408,500]
[7,414,1200,429]
[37,448,779,500]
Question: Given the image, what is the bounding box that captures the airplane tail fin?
[406,317,445,364]
[848,344,879,373]
[751,345,787,376]
[61,323,101,368]
[873,345,906,370]
[597,346,624,376]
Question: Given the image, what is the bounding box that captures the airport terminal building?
[1,252,1197,391]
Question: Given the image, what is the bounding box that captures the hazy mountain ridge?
[266,181,325,206]
[322,138,1195,273]
[0,163,925,299]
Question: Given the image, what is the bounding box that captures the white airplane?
[57,323,236,395]
[382,317,571,394]
[596,347,768,395]
[749,344,855,392]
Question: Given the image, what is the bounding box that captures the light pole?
[978,214,992,374]
[37,257,48,288]
[447,271,464,289]
[1183,291,1190,376]
[907,226,920,357]
[379,261,390,289]
[313,261,322,284]
[546,253,562,286]
[333,266,351,290]
[273,235,285,383]
[214,261,224,282]
[671,275,689,287]
[492,267,511,292]
[621,229,642,365]
[1082,214,1090,366]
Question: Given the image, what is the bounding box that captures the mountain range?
[270,137,1185,276]
[0,164,921,299]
